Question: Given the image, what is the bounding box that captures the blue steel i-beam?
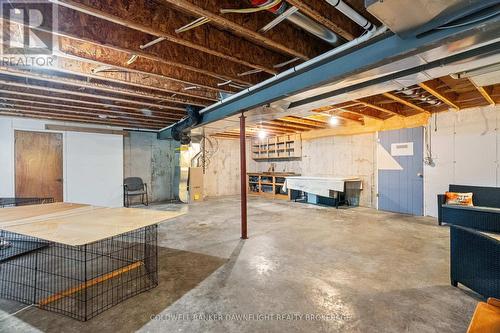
[158,8,500,140]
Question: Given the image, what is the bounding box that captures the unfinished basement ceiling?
[209,73,500,138]
[0,0,381,130]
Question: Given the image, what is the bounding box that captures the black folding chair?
[123,177,149,207]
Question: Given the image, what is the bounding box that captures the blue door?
[378,127,424,215]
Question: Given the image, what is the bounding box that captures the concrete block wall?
[204,138,242,197]
[248,133,377,207]
[123,131,179,203]
[204,133,377,207]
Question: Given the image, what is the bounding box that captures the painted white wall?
[0,118,14,197]
[65,132,123,206]
[0,117,124,207]
[424,105,500,217]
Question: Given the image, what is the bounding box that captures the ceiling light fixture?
[329,115,339,126]
[258,129,267,139]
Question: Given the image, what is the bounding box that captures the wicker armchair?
[450,225,500,299]
[438,185,500,232]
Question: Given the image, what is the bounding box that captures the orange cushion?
[445,191,474,206]
[467,300,500,333]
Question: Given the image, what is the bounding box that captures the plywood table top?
[0,203,185,246]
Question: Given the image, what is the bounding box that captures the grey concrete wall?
[204,133,377,207]
[248,133,377,207]
[123,132,179,203]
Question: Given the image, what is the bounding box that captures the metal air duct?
[365,0,498,38]
[170,105,202,144]
[250,0,344,46]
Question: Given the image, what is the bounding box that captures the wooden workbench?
[247,172,299,200]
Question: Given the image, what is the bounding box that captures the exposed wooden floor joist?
[52,0,292,74]
[212,76,499,138]
[0,67,208,108]
[53,57,218,102]
[45,6,268,84]
[160,0,329,59]
[0,89,179,115]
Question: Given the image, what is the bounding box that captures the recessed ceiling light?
[329,116,339,126]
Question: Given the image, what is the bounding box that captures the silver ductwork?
[251,1,344,46]
[286,11,343,46]
[365,0,499,37]
[247,0,377,46]
[397,88,442,106]
[366,0,460,36]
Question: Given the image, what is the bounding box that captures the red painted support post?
[240,113,248,239]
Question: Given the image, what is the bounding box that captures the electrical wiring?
[126,54,138,65]
[202,135,219,169]
[220,0,282,14]
[273,57,300,69]
[140,37,166,50]
[238,69,264,77]
[91,66,129,74]
[479,107,490,136]
[175,17,211,33]
[424,114,435,166]
[436,10,499,30]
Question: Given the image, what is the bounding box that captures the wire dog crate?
[0,225,158,321]
[0,197,55,208]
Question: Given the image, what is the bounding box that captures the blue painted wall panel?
[378,127,424,215]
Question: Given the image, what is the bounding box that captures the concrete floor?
[1,196,479,332]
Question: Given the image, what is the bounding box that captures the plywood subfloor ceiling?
[0,0,379,130]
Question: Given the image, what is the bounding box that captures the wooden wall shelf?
[247,172,299,200]
[251,134,302,160]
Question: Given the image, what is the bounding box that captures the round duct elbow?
[171,105,203,144]
[250,0,344,46]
